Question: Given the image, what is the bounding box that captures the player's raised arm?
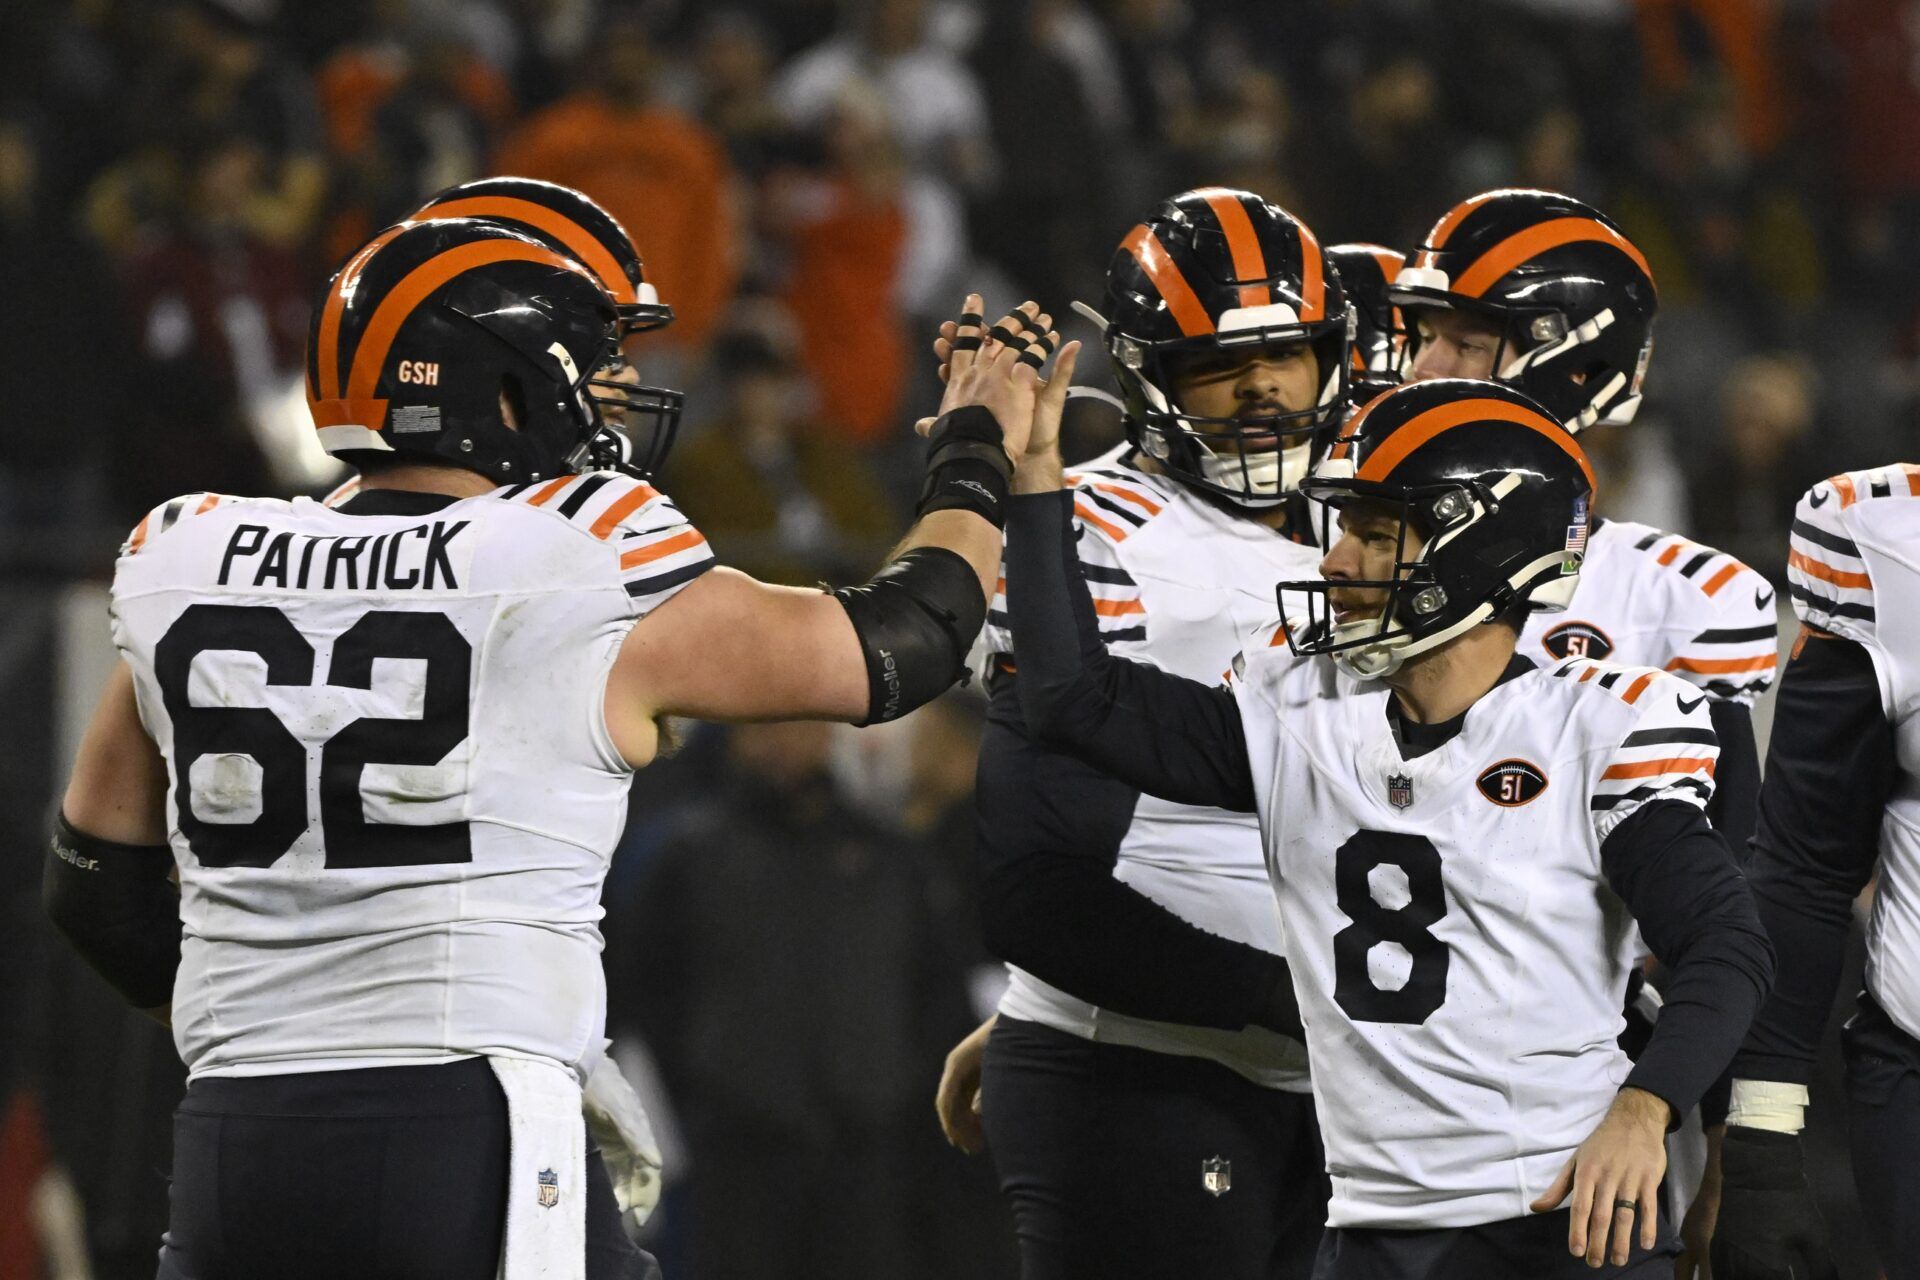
[1001,442,1258,813]
[604,299,1050,744]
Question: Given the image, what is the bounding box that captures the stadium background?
[0,0,1911,1275]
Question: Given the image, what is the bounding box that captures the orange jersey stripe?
[1090,482,1162,516]
[318,224,408,400]
[1199,189,1272,309]
[1453,217,1655,300]
[1121,225,1213,338]
[1074,501,1130,542]
[1092,597,1146,617]
[524,476,574,507]
[1602,756,1717,781]
[1701,563,1742,597]
[588,483,662,540]
[619,527,706,569]
[127,512,152,554]
[1656,541,1692,567]
[423,196,635,306]
[194,493,221,515]
[1788,549,1871,590]
[1578,664,1600,682]
[1621,672,1656,704]
[1667,654,1777,675]
[347,241,574,403]
[1830,473,1859,509]
[1355,397,1594,493]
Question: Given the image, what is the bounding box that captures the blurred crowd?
[4,0,1918,1276]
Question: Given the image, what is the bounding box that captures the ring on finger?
[1612,1199,1637,1212]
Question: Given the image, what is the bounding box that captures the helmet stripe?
[1452,217,1654,300]
[1415,191,1505,267]
[1367,246,1405,279]
[344,240,583,404]
[318,223,409,400]
[1121,224,1213,337]
[422,196,638,306]
[1356,396,1596,493]
[1198,189,1272,308]
[1294,218,1326,322]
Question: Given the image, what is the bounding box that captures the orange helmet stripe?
[1294,218,1326,322]
[1121,224,1213,337]
[422,196,637,306]
[345,240,584,404]
[318,223,409,400]
[1198,189,1272,309]
[1451,217,1654,300]
[1414,191,1504,269]
[1368,246,1406,279]
[1354,396,1596,494]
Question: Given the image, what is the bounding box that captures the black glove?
[1709,1126,1837,1280]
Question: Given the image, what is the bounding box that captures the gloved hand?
[1709,1126,1837,1280]
[582,1049,664,1229]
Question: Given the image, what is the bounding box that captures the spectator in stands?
[1689,352,1826,581]
[695,10,792,181]
[664,319,898,583]
[496,8,740,349]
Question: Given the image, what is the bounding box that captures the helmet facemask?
[1108,309,1352,510]
[582,351,685,480]
[1280,467,1574,680]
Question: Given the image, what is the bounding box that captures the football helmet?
[415,177,683,477]
[305,217,632,483]
[1391,188,1656,431]
[1326,242,1405,405]
[1280,378,1595,679]
[1079,188,1352,509]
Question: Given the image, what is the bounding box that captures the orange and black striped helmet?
[1326,242,1405,402]
[1087,187,1352,510]
[1391,188,1656,432]
[415,177,672,336]
[1278,378,1595,679]
[305,217,623,483]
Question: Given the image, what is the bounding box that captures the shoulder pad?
[1787,473,1889,642]
[1627,527,1762,600]
[1065,464,1173,546]
[122,493,240,556]
[494,472,675,539]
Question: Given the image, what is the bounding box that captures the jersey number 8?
[1333,830,1450,1024]
[154,603,472,869]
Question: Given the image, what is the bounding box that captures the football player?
[999,376,1774,1276]
[934,188,1349,1278]
[1709,465,1920,1280]
[42,216,1058,1280]
[1325,242,1405,402]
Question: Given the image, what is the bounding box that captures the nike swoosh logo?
[1677,694,1706,715]
[1756,588,1775,610]
[1808,489,1830,508]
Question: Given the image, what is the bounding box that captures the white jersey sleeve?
[496,473,715,617]
[1627,529,1778,706]
[1574,659,1721,841]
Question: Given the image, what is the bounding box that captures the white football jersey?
[982,446,1320,1088]
[1230,645,1719,1228]
[1788,464,1920,1042]
[1521,517,1778,706]
[109,474,715,1080]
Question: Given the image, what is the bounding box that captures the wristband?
[917,405,1013,527]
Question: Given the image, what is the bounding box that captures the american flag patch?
[1563,495,1590,571]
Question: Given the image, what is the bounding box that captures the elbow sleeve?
[832,546,985,724]
[44,813,181,1009]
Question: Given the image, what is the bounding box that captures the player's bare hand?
[1011,337,1079,494]
[935,1014,997,1154]
[1532,1086,1670,1268]
[1674,1124,1723,1280]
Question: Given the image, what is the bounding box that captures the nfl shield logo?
[1387,773,1414,810]
[537,1168,560,1209]
[1202,1156,1231,1197]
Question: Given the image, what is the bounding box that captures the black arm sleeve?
[1706,698,1760,861]
[42,813,181,1010]
[1603,799,1776,1120]
[1005,490,1255,812]
[1732,633,1893,1084]
[975,677,1299,1033]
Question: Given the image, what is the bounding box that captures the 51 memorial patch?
[1477,759,1548,807]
